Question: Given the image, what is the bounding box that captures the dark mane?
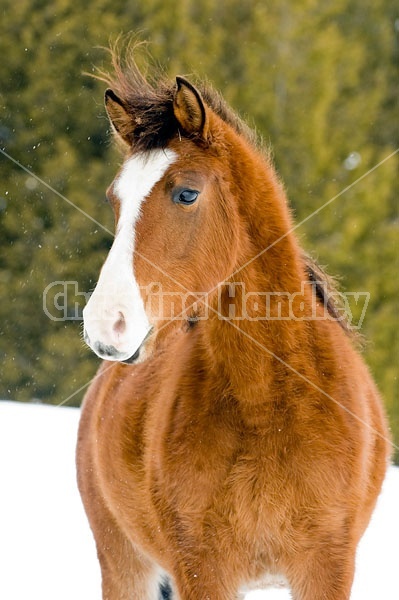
[199,82,259,147]
[95,42,258,152]
[303,253,357,339]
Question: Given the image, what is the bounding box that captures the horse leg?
[81,488,164,600]
[286,543,356,600]
[173,579,233,600]
[167,553,238,600]
[96,524,164,600]
[77,448,163,599]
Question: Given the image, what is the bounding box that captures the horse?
[77,49,390,600]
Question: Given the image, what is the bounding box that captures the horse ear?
[104,89,133,146]
[173,77,209,138]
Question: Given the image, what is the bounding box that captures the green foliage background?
[0,0,398,461]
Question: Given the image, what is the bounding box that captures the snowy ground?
[0,400,397,600]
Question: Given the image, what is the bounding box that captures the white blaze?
[83,149,177,361]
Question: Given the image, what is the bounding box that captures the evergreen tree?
[0,0,397,459]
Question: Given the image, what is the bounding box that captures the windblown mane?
[95,42,257,152]
[303,253,355,337]
[96,43,355,338]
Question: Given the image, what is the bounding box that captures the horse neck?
[200,140,313,408]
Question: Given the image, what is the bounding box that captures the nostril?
[113,311,126,335]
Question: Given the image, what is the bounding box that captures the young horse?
[77,54,390,600]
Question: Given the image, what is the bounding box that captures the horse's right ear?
[173,77,209,139]
[104,89,133,146]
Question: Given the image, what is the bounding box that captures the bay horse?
[77,50,390,600]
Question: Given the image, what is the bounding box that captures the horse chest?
[94,372,322,566]
[147,418,296,550]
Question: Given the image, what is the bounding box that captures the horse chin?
[121,349,141,365]
[121,328,154,365]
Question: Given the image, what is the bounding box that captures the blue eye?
[173,189,199,205]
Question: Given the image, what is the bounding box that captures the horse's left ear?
[173,77,209,138]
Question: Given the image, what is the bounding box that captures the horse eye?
[173,189,199,205]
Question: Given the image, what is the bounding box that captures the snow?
[0,400,397,600]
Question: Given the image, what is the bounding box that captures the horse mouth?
[122,348,140,364]
[121,327,154,365]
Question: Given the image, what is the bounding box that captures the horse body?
[77,53,390,599]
